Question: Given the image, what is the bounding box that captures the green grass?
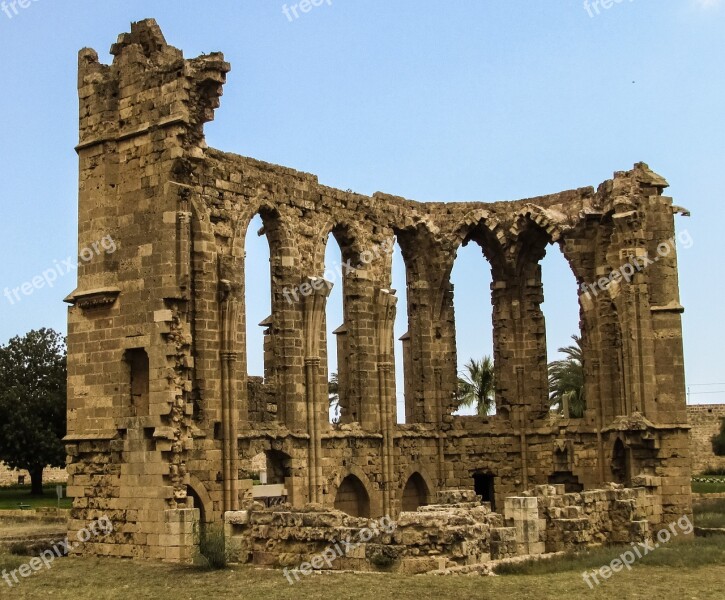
[0,547,723,600]
[694,499,725,529]
[0,485,72,510]
[692,481,725,494]
[494,536,725,577]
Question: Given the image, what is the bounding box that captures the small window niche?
[124,348,150,417]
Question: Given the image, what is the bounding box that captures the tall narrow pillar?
[303,277,332,504]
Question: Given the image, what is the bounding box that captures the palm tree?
[548,335,585,418]
[457,357,496,416]
[328,372,341,424]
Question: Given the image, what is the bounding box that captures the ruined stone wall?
[65,19,692,562]
[688,404,725,473]
[527,483,659,552]
[0,463,67,487]
[225,485,661,574]
[227,495,509,575]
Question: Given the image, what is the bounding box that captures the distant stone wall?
[687,404,725,474]
[0,463,68,487]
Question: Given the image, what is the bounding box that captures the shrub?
[703,466,725,476]
[198,526,228,570]
[8,542,31,556]
[367,545,399,570]
[369,552,395,569]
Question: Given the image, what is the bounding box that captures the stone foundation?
[225,485,664,574]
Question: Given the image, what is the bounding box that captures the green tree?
[548,335,585,418]
[457,357,495,416]
[0,329,67,495]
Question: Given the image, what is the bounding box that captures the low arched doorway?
[334,474,371,518]
[401,472,429,512]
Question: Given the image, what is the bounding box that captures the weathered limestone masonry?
[65,19,692,562]
[687,404,725,474]
[225,484,660,574]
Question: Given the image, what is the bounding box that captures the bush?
[198,526,228,570]
[367,545,400,570]
[9,539,68,557]
[703,467,725,476]
[369,552,395,569]
[8,542,31,556]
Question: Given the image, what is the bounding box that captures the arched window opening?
[392,241,409,424]
[245,214,275,422]
[451,242,494,417]
[325,233,346,424]
[541,244,584,418]
[334,474,370,518]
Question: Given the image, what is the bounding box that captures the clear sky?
[0,1,723,413]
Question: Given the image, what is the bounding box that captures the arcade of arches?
[64,20,692,562]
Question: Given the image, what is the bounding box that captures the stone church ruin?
[64,20,692,567]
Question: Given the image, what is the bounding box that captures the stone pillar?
[162,508,200,563]
[504,496,544,556]
[219,280,240,512]
[491,269,548,420]
[303,277,332,504]
[375,289,397,515]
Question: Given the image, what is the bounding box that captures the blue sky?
[0,1,723,412]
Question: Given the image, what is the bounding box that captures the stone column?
[219,280,240,512]
[375,289,397,515]
[303,277,332,504]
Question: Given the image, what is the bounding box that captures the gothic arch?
[399,468,435,512]
[187,475,214,524]
[230,201,297,263]
[333,471,372,518]
[509,205,566,244]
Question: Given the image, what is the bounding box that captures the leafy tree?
[0,329,67,495]
[548,335,585,418]
[457,357,495,416]
[328,372,340,424]
[712,418,725,457]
